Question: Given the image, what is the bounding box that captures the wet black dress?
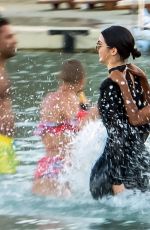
[90,65,150,199]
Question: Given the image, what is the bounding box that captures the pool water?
[1,52,150,230]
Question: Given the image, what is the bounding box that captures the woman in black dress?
[90,26,150,199]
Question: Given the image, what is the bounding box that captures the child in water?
[33,59,98,197]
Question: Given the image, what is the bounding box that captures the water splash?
[63,119,107,196]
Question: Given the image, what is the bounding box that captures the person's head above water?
[0,16,17,60]
[96,25,141,67]
[60,59,85,84]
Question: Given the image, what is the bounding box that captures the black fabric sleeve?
[98,79,127,184]
[98,78,125,131]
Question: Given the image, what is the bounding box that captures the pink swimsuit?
[35,109,88,136]
[35,155,64,179]
[34,109,88,179]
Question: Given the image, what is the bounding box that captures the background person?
[0,17,18,174]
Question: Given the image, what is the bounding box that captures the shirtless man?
[0,17,18,173]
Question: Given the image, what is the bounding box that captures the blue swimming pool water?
[0,51,150,230]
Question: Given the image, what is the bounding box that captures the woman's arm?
[110,72,150,126]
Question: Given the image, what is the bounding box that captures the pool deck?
[0,0,149,51]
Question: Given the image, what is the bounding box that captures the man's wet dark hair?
[0,17,10,29]
[101,25,141,60]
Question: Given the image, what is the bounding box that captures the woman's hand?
[112,184,125,195]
